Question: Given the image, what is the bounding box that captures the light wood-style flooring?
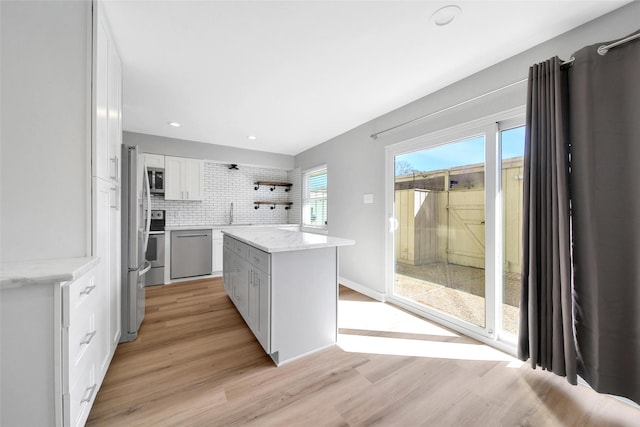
[87,278,639,426]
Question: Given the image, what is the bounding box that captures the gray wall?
[1,0,91,263]
[295,2,640,297]
[124,131,295,170]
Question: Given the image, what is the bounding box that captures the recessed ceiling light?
[431,5,462,26]
[169,122,181,127]
[248,135,257,140]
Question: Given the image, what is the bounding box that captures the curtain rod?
[370,32,638,141]
[370,78,527,140]
[597,32,640,55]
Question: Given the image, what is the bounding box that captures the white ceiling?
[103,0,629,156]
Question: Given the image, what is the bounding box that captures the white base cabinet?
[212,230,224,274]
[223,235,338,365]
[0,262,109,427]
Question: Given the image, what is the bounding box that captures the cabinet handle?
[110,186,119,210]
[80,284,96,295]
[110,156,119,181]
[81,384,98,403]
[176,234,209,238]
[80,330,97,345]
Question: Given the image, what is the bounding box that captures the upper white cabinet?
[164,156,204,201]
[93,6,122,185]
[144,153,165,169]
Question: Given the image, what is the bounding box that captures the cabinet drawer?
[67,311,98,378]
[66,359,97,427]
[64,271,99,369]
[67,270,98,316]
[232,239,248,259]
[248,247,270,273]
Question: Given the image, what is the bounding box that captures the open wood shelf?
[254,201,293,210]
[254,181,292,192]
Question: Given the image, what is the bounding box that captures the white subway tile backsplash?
[151,162,298,227]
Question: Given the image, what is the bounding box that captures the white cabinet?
[164,156,204,201]
[109,185,121,350]
[92,1,121,377]
[232,251,250,317]
[212,230,224,274]
[93,178,112,377]
[62,268,102,427]
[223,234,340,365]
[223,237,271,353]
[144,153,165,169]
[93,6,122,185]
[0,262,106,427]
[248,264,270,351]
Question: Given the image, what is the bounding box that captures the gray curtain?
[569,33,640,405]
[520,31,640,405]
[518,56,576,384]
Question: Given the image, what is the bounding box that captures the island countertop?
[221,228,354,253]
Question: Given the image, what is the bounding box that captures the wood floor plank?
[87,278,639,426]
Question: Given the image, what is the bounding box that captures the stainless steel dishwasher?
[170,229,213,279]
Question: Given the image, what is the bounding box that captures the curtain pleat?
[518,57,577,384]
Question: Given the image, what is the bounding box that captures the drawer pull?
[80,330,97,345]
[80,285,96,296]
[81,384,97,403]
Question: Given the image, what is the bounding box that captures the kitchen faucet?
[229,202,233,225]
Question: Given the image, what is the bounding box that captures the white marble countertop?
[222,228,355,253]
[0,257,99,289]
[165,223,298,231]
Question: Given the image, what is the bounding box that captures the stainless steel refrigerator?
[120,145,151,342]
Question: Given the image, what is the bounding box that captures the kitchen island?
[222,228,354,365]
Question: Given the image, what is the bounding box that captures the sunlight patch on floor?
[338,300,458,337]
[338,299,523,366]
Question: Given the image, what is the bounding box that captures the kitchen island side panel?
[270,246,338,364]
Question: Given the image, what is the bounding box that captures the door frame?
[384,107,525,355]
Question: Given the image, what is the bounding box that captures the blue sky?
[396,126,525,174]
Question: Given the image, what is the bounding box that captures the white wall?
[124,131,294,170]
[0,0,91,263]
[295,2,640,296]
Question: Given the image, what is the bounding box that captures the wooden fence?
[395,157,523,274]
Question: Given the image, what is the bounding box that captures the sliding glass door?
[500,125,525,338]
[387,115,525,347]
[394,135,487,328]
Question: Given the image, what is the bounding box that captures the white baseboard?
[339,277,386,302]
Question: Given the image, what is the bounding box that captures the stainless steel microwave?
[147,167,164,195]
